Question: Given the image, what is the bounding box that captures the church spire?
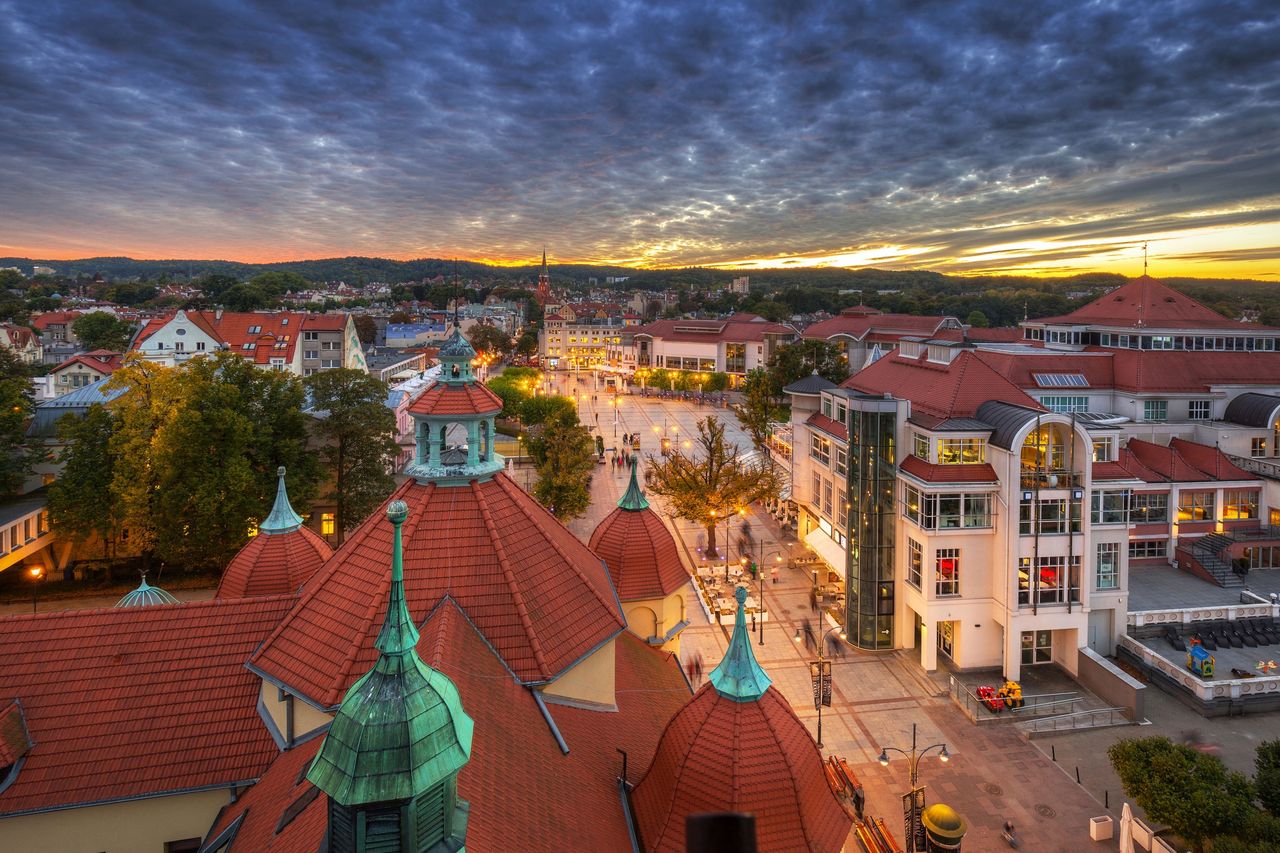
[260,466,303,534]
[617,457,649,511]
[708,586,772,702]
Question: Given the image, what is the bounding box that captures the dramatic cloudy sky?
[1,0,1277,276]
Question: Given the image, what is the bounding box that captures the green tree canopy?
[515,329,538,357]
[48,404,120,554]
[352,314,377,346]
[965,309,990,327]
[467,322,513,355]
[220,283,269,312]
[72,311,135,351]
[1257,740,1280,817]
[305,368,397,544]
[529,415,595,520]
[645,416,782,558]
[1109,737,1255,853]
[195,273,241,300]
[767,339,848,396]
[733,368,786,450]
[0,347,44,497]
[248,270,310,296]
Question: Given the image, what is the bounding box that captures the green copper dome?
[259,466,304,534]
[617,457,649,511]
[307,500,473,808]
[708,586,772,702]
[115,574,180,608]
[437,325,476,360]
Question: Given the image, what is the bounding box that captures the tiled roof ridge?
[472,478,552,679]
[757,688,817,851]
[1116,445,1167,482]
[494,473,623,625]
[0,591,297,624]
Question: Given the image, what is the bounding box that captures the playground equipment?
[1187,639,1215,678]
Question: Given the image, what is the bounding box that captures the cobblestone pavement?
[550,386,1115,853]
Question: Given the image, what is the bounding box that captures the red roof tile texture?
[632,684,851,853]
[0,701,32,767]
[134,310,351,365]
[0,596,294,816]
[1122,438,1254,483]
[843,350,1044,419]
[407,381,503,417]
[630,314,794,343]
[900,455,999,484]
[216,601,691,852]
[217,526,334,599]
[805,308,953,341]
[806,413,848,441]
[1036,276,1268,330]
[589,506,689,600]
[251,473,625,707]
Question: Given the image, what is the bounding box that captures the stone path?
[550,386,1115,852]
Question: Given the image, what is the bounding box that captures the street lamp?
[29,565,43,614]
[794,623,847,748]
[877,723,951,853]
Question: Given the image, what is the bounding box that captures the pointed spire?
[542,247,547,274]
[260,466,303,534]
[376,500,419,655]
[618,457,649,511]
[708,586,772,702]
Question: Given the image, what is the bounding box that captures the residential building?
[606,312,797,386]
[0,325,42,365]
[47,350,123,397]
[786,276,1280,681]
[132,309,367,375]
[539,301,630,371]
[30,310,82,344]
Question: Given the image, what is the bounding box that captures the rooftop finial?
[376,500,418,656]
[259,466,304,534]
[708,585,772,702]
[618,456,649,511]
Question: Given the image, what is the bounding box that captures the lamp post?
[755,548,787,646]
[794,623,847,748]
[877,723,951,853]
[29,565,43,614]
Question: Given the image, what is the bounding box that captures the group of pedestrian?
[685,652,705,687]
[611,450,635,470]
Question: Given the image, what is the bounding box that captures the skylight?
[1033,373,1089,388]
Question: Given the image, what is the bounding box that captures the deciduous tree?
[47,404,120,556]
[732,368,785,450]
[529,415,595,520]
[72,311,135,351]
[305,368,397,544]
[645,417,781,558]
[352,314,377,346]
[467,322,513,356]
[767,340,848,395]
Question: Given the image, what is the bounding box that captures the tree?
[468,322,513,356]
[72,311,134,351]
[353,314,377,346]
[1257,740,1280,816]
[388,310,414,324]
[519,394,576,426]
[195,274,240,300]
[0,347,43,498]
[515,329,538,358]
[530,416,595,520]
[220,283,269,312]
[733,368,785,450]
[965,309,990,327]
[767,339,848,395]
[1109,737,1255,853]
[48,404,120,556]
[645,417,782,558]
[0,269,23,290]
[305,369,397,544]
[248,271,309,296]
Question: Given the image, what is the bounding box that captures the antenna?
[1142,242,1148,276]
[452,258,460,328]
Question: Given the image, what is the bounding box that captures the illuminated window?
[321,512,336,535]
[1252,437,1267,458]
[1176,490,1214,521]
[247,522,259,538]
[935,549,959,596]
[1132,492,1168,523]
[1223,490,1258,520]
[907,539,922,589]
[937,438,984,464]
[1091,436,1113,462]
[913,434,929,460]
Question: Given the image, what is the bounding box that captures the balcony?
[1019,469,1082,491]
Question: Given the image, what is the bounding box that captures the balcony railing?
[1019,469,1082,490]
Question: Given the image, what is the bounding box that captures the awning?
[804,528,847,575]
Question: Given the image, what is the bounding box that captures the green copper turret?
[307,500,473,852]
[617,457,649,511]
[260,466,304,534]
[708,585,772,702]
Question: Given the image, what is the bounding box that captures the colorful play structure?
[1187,638,1215,678]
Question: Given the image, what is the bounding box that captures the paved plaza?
[556,384,1117,852]
[1130,564,1280,611]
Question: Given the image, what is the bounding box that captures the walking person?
[809,588,819,613]
[802,617,816,652]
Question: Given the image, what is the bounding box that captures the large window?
[903,486,992,529]
[835,447,848,477]
[1018,556,1081,605]
[1177,490,1214,521]
[1040,396,1088,414]
[822,478,834,518]
[1132,492,1168,524]
[321,512,336,536]
[907,539,923,589]
[1144,400,1168,422]
[1224,489,1259,520]
[1096,542,1119,590]
[1090,490,1131,525]
[1252,437,1267,458]
[1188,400,1211,421]
[1129,540,1167,559]
[938,438,985,464]
[1092,436,1114,462]
[913,434,929,460]
[1021,630,1052,665]
[935,549,960,596]
[810,434,831,465]
[1019,497,1082,534]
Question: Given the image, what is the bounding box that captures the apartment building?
[785,276,1280,680]
[605,313,797,386]
[133,309,367,375]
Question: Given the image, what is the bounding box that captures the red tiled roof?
[804,310,953,341]
[1107,349,1280,392]
[1091,461,1136,482]
[806,413,848,441]
[973,350,1114,390]
[1121,438,1253,483]
[30,311,82,330]
[900,455,999,484]
[215,602,691,852]
[632,683,851,853]
[589,507,689,601]
[0,596,294,816]
[250,473,625,706]
[630,314,794,343]
[1168,437,1254,481]
[966,327,1023,343]
[407,381,503,417]
[133,310,350,365]
[51,351,124,375]
[1034,276,1266,330]
[0,701,32,767]
[843,350,1044,419]
[217,527,334,599]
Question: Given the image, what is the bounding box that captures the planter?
[1089,815,1114,841]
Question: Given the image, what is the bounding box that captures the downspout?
[1032,414,1041,617]
[1067,413,1076,615]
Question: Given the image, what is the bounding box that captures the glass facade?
[846,402,898,650]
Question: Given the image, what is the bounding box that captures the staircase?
[1179,534,1245,588]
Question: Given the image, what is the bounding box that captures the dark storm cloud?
[1,0,1277,268]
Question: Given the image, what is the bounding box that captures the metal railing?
[1018,706,1130,735]
[947,677,1083,723]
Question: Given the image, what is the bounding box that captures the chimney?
[215,308,223,322]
